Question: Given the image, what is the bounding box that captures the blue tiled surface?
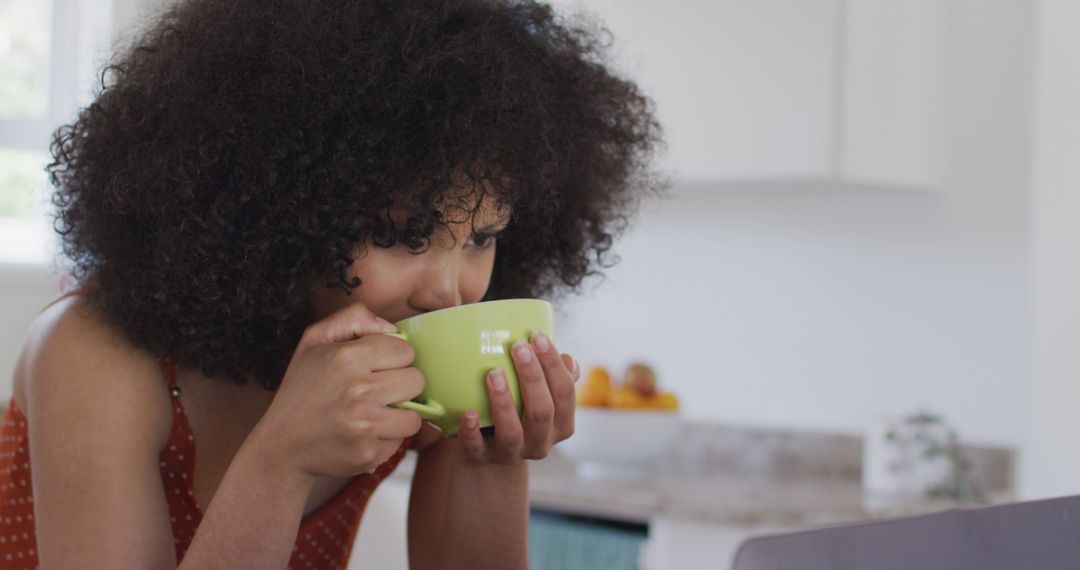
[528,510,648,570]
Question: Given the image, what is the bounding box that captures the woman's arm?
[408,334,579,569]
[406,427,451,569]
[407,432,529,570]
[26,307,179,568]
[177,425,316,569]
[26,301,318,569]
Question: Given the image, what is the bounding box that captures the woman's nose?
[409,252,464,313]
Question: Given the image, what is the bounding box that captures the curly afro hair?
[47,0,665,390]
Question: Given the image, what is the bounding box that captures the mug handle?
[382,332,447,420]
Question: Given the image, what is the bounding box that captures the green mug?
[386,299,555,436]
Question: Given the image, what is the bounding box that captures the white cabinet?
[641,517,798,570]
[839,0,948,190]
[349,478,411,570]
[553,0,838,183]
[551,0,955,190]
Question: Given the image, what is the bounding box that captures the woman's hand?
[250,302,425,482]
[456,332,579,464]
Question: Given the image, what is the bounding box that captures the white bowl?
[556,407,682,479]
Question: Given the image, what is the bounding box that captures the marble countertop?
[387,421,1015,528]
[526,451,1011,526]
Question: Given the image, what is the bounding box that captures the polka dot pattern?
[161,355,415,569]
[0,291,415,569]
[0,403,36,570]
[1,399,412,570]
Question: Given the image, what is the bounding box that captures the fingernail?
[513,341,533,364]
[376,317,398,333]
[562,354,578,376]
[532,332,550,354]
[489,369,507,393]
[465,412,479,429]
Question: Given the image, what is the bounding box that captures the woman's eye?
[468,233,498,249]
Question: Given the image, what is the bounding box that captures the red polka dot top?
[0,289,413,569]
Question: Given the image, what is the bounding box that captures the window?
[0,1,50,120]
[0,0,112,264]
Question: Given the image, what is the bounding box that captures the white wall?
[555,181,1027,447]
[111,0,173,43]
[555,0,1034,448]
[1021,0,1080,500]
[0,265,64,402]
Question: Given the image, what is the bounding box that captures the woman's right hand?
[249,302,424,482]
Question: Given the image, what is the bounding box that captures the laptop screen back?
[732,495,1080,570]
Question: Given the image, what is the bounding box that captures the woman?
[2,0,663,567]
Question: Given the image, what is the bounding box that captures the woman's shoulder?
[12,293,173,449]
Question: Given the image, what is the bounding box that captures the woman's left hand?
[457,332,579,464]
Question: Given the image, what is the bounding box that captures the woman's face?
[308,195,511,324]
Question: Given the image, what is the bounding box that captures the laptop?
[732,494,1080,570]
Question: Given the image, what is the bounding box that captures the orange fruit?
[577,366,613,407]
[576,385,611,407]
[609,386,648,409]
[652,392,679,411]
[584,366,612,389]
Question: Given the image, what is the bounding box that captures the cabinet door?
[349,478,410,570]
[642,516,798,569]
[552,0,838,183]
[839,0,948,190]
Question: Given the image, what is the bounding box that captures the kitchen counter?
[387,420,1014,528]
[526,451,1011,526]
